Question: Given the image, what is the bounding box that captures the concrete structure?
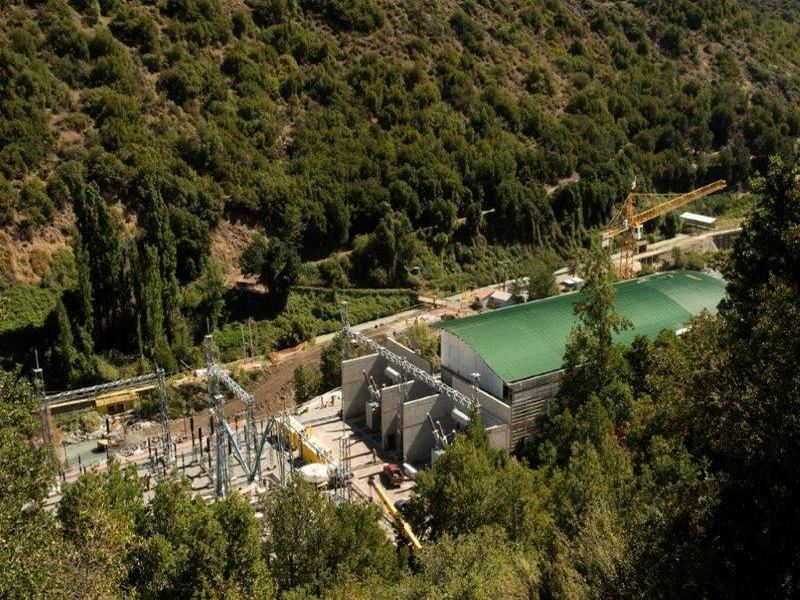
[441,271,727,447]
[341,335,509,464]
[680,211,716,228]
[472,288,514,309]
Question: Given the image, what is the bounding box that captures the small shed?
[472,288,495,309]
[487,290,513,308]
[680,212,716,231]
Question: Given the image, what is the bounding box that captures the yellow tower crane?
[601,179,727,278]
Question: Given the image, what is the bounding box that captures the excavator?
[601,179,727,278]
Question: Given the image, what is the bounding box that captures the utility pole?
[340,300,351,360]
[33,353,50,449]
[156,367,173,474]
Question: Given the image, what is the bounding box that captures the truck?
[381,463,404,488]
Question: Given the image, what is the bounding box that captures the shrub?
[525,64,554,95]
[450,10,486,55]
[302,0,385,32]
[157,60,210,105]
[293,364,321,403]
[249,0,292,27]
[0,176,18,226]
[110,6,160,55]
[19,178,55,226]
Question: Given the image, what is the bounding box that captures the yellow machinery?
[602,179,727,278]
[369,477,423,555]
[277,414,335,465]
[93,389,138,414]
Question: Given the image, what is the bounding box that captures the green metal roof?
[441,270,726,383]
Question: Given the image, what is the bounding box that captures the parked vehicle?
[381,463,403,488]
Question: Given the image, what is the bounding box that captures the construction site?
[37,180,737,554]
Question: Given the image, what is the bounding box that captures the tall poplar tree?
[140,245,174,371]
[50,299,78,386]
[71,232,93,354]
[72,182,124,345]
[139,183,190,360]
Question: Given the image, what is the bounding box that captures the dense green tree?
[195,258,225,332]
[57,461,143,595]
[528,258,557,300]
[72,232,94,354]
[461,200,484,244]
[132,478,228,598]
[0,369,63,597]
[723,156,800,332]
[138,182,192,362]
[261,480,396,594]
[559,240,631,413]
[49,298,78,386]
[319,335,343,390]
[213,492,273,597]
[240,235,301,310]
[395,320,439,369]
[351,208,415,286]
[140,245,175,371]
[72,181,125,346]
[293,363,321,403]
[409,414,549,548]
[400,527,540,598]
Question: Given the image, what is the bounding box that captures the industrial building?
[341,334,511,463]
[440,270,727,446]
[340,271,726,462]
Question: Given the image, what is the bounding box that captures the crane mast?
[602,179,727,278]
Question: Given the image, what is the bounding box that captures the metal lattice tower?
[203,336,229,497]
[340,300,351,360]
[211,393,229,497]
[338,430,352,502]
[156,368,172,472]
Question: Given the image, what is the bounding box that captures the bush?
[293,363,321,403]
[110,6,160,55]
[19,178,54,226]
[249,0,292,27]
[302,0,385,32]
[53,408,102,435]
[450,10,486,55]
[0,176,18,226]
[157,60,211,105]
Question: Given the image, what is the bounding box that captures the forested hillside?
[2,0,800,379]
[2,158,800,598]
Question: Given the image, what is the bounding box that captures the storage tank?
[298,463,331,485]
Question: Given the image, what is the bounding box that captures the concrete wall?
[402,394,450,464]
[486,424,510,450]
[451,374,512,449]
[379,381,413,451]
[341,353,388,420]
[440,330,504,398]
[386,337,433,374]
[507,369,564,446]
